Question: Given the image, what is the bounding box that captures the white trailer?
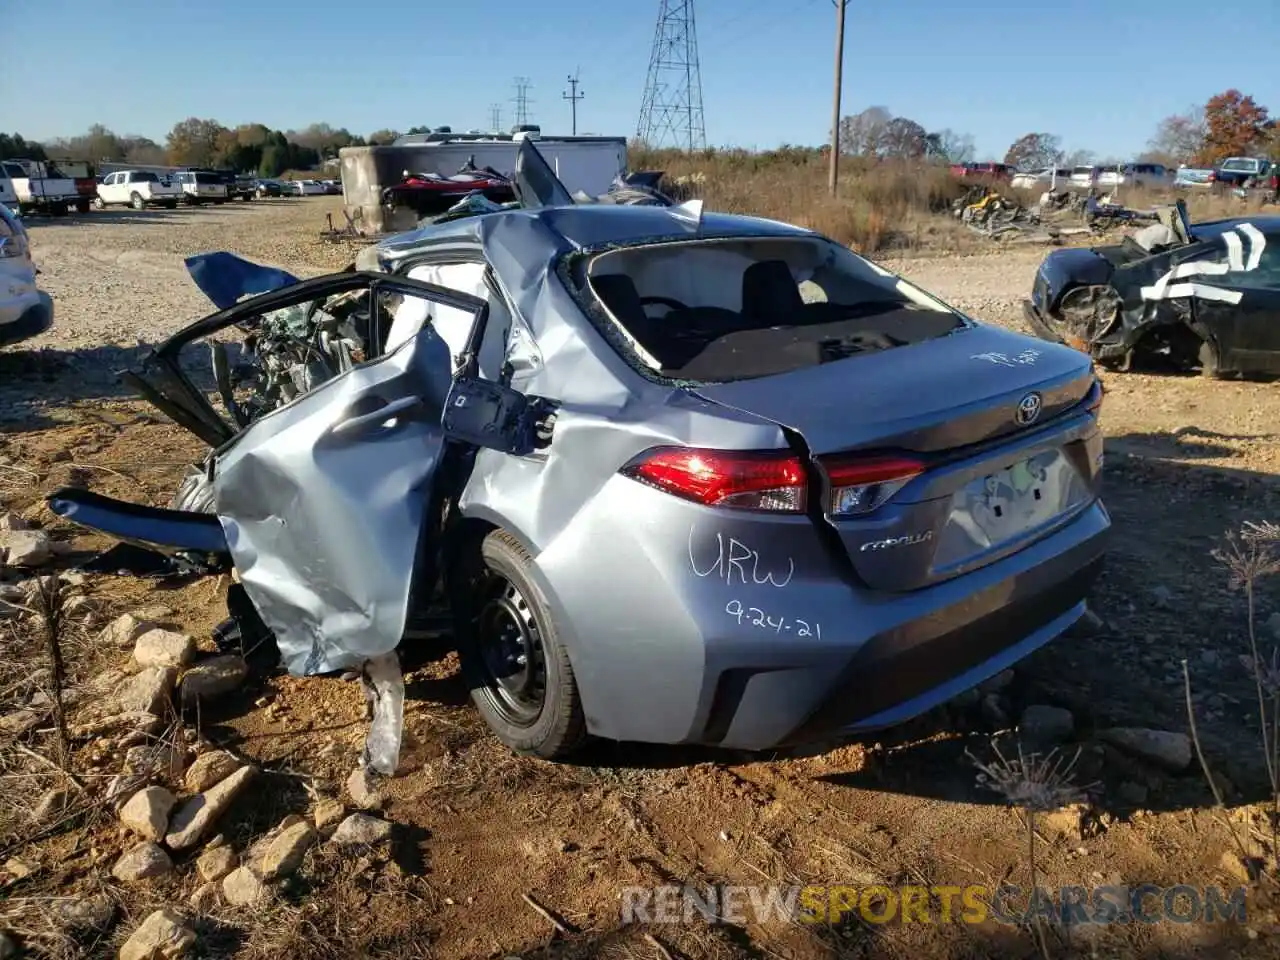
[339,133,629,234]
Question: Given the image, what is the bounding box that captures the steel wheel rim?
[475,578,547,727]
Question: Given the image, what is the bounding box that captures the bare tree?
[1148,107,1207,166]
[881,117,929,159]
[838,106,891,156]
[925,128,975,164]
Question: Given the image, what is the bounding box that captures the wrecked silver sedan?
[51,144,1110,764]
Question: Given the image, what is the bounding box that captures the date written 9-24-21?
[725,599,823,639]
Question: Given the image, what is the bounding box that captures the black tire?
[92,195,106,210]
[130,192,145,211]
[455,529,586,760]
[74,197,91,213]
[164,200,178,210]
[50,202,69,216]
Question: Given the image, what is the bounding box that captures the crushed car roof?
[374,204,817,264]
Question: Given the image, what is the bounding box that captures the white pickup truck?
[95,170,182,210]
[1,159,86,215]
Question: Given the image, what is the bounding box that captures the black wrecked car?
[1023,201,1280,378]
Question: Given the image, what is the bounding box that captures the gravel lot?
[3,201,1280,958]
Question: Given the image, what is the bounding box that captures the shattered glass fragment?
[360,651,406,776]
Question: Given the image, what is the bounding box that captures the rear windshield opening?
[193,172,220,184]
[581,236,965,383]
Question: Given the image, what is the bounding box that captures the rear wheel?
[74,197,91,213]
[454,529,586,760]
[130,192,145,211]
[92,196,106,210]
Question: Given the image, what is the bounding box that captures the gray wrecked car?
[50,141,1110,766]
[1024,201,1280,376]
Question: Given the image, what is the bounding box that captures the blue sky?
[7,0,1276,161]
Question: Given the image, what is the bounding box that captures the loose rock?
[0,932,15,960]
[261,820,316,880]
[330,813,393,846]
[133,628,196,670]
[183,750,243,793]
[222,865,269,906]
[111,841,173,882]
[179,655,249,703]
[119,907,195,960]
[124,742,188,781]
[119,786,176,842]
[189,881,219,913]
[114,667,176,715]
[0,512,29,531]
[197,843,238,883]
[313,797,346,833]
[346,765,384,810]
[1097,727,1192,772]
[30,786,71,823]
[56,894,115,932]
[0,529,53,567]
[1020,704,1075,745]
[165,765,256,850]
[98,613,154,649]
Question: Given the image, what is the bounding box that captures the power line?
[829,0,849,195]
[511,77,534,128]
[637,0,706,151]
[563,73,585,136]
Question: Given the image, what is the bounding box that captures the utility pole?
[488,103,502,132]
[828,0,848,196]
[512,77,534,128]
[563,73,585,136]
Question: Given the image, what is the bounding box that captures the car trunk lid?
[691,324,1102,591]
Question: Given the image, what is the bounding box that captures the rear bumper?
[715,501,1111,750]
[0,293,53,346]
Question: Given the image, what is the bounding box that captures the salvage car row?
[0,158,340,215]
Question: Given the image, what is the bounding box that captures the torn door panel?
[213,325,454,677]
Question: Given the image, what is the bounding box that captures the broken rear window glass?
[579,236,965,382]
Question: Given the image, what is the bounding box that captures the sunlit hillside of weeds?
[1184,521,1280,888]
[630,144,972,255]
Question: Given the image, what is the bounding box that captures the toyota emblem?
[1015,392,1043,426]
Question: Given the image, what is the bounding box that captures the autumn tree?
[1196,89,1270,165]
[166,117,228,166]
[1146,108,1206,166]
[367,129,401,146]
[1004,132,1063,170]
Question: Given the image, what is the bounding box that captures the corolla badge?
[1015,392,1043,426]
[859,531,933,552]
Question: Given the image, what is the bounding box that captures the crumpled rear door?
[212,298,469,677]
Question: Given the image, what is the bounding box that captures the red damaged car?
[381,157,517,217]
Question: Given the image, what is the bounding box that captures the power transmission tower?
[563,73,585,136]
[489,103,503,132]
[636,0,706,151]
[828,0,849,195]
[512,77,534,128]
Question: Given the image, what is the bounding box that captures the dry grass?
[630,146,1278,254]
[631,146,971,254]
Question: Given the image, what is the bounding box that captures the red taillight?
[621,447,807,512]
[819,455,924,517]
[1207,171,1216,183]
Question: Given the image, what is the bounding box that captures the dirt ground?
[3,198,1280,959]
